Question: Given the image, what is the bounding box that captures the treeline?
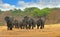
[0,7,52,18]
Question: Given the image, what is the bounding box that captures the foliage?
[0,10,2,14]
[11,9,23,16]
[11,7,51,18]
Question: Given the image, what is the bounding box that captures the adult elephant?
[28,18,36,29]
[37,17,45,29]
[19,20,25,29]
[5,16,14,30]
[22,16,29,29]
[13,19,24,29]
[13,19,19,29]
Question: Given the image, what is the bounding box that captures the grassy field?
[0,24,60,37]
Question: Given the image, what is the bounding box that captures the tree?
[24,7,41,18]
[30,7,41,18]
[0,10,2,14]
[11,9,22,16]
[40,8,51,16]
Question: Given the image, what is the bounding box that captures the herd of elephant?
[4,16,45,30]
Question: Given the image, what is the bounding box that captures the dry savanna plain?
[0,24,60,37]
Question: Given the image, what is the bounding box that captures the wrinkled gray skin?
[13,19,23,29]
[36,17,45,29]
[28,18,36,29]
[5,16,14,30]
[18,21,23,29]
[19,20,25,29]
[13,18,29,29]
[13,19,19,29]
[22,16,29,29]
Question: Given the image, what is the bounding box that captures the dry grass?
[0,24,60,37]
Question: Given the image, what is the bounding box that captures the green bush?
[11,7,52,18]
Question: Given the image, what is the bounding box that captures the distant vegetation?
[8,7,51,18]
[0,10,1,12]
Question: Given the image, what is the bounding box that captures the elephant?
[13,19,20,29]
[36,17,45,29]
[5,16,14,30]
[22,16,29,29]
[28,18,36,29]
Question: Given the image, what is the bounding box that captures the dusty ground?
[0,24,60,37]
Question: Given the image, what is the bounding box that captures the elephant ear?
[4,16,9,21]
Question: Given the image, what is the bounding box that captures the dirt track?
[0,24,60,37]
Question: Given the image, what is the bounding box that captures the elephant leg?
[32,26,34,29]
[32,27,33,29]
[42,24,44,29]
[23,26,25,29]
[10,27,12,30]
[26,25,28,29]
[40,25,43,29]
[7,25,11,30]
[20,26,22,29]
[15,25,17,28]
[40,24,44,29]
[20,27,22,29]
[40,26,42,29]
[29,25,31,29]
[37,25,39,29]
